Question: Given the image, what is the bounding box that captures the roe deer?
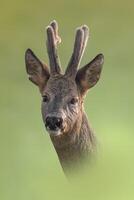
[25,20,104,172]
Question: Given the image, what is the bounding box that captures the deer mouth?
[46,126,65,136]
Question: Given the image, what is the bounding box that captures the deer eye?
[70,97,78,105]
[42,95,49,103]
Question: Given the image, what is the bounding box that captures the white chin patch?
[47,129,62,136]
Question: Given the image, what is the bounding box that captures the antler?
[46,20,62,75]
[65,25,89,77]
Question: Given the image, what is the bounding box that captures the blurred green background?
[0,0,134,199]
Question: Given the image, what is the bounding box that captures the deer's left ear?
[76,54,104,95]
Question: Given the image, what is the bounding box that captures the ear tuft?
[93,53,104,65]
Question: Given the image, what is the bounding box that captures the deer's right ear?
[25,49,50,90]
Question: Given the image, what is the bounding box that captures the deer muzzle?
[44,113,66,136]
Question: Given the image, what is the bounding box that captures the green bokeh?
[0,0,134,199]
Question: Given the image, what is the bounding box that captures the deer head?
[25,20,104,137]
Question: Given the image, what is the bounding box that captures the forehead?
[44,75,78,96]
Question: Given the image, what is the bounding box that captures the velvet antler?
[65,25,89,77]
[46,20,62,75]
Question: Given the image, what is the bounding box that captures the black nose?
[45,116,63,130]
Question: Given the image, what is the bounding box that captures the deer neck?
[50,111,96,168]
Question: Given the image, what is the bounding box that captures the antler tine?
[46,20,61,75]
[81,25,89,59]
[50,20,61,45]
[65,25,89,77]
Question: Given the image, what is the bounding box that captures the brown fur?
[25,20,104,173]
[50,112,96,169]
